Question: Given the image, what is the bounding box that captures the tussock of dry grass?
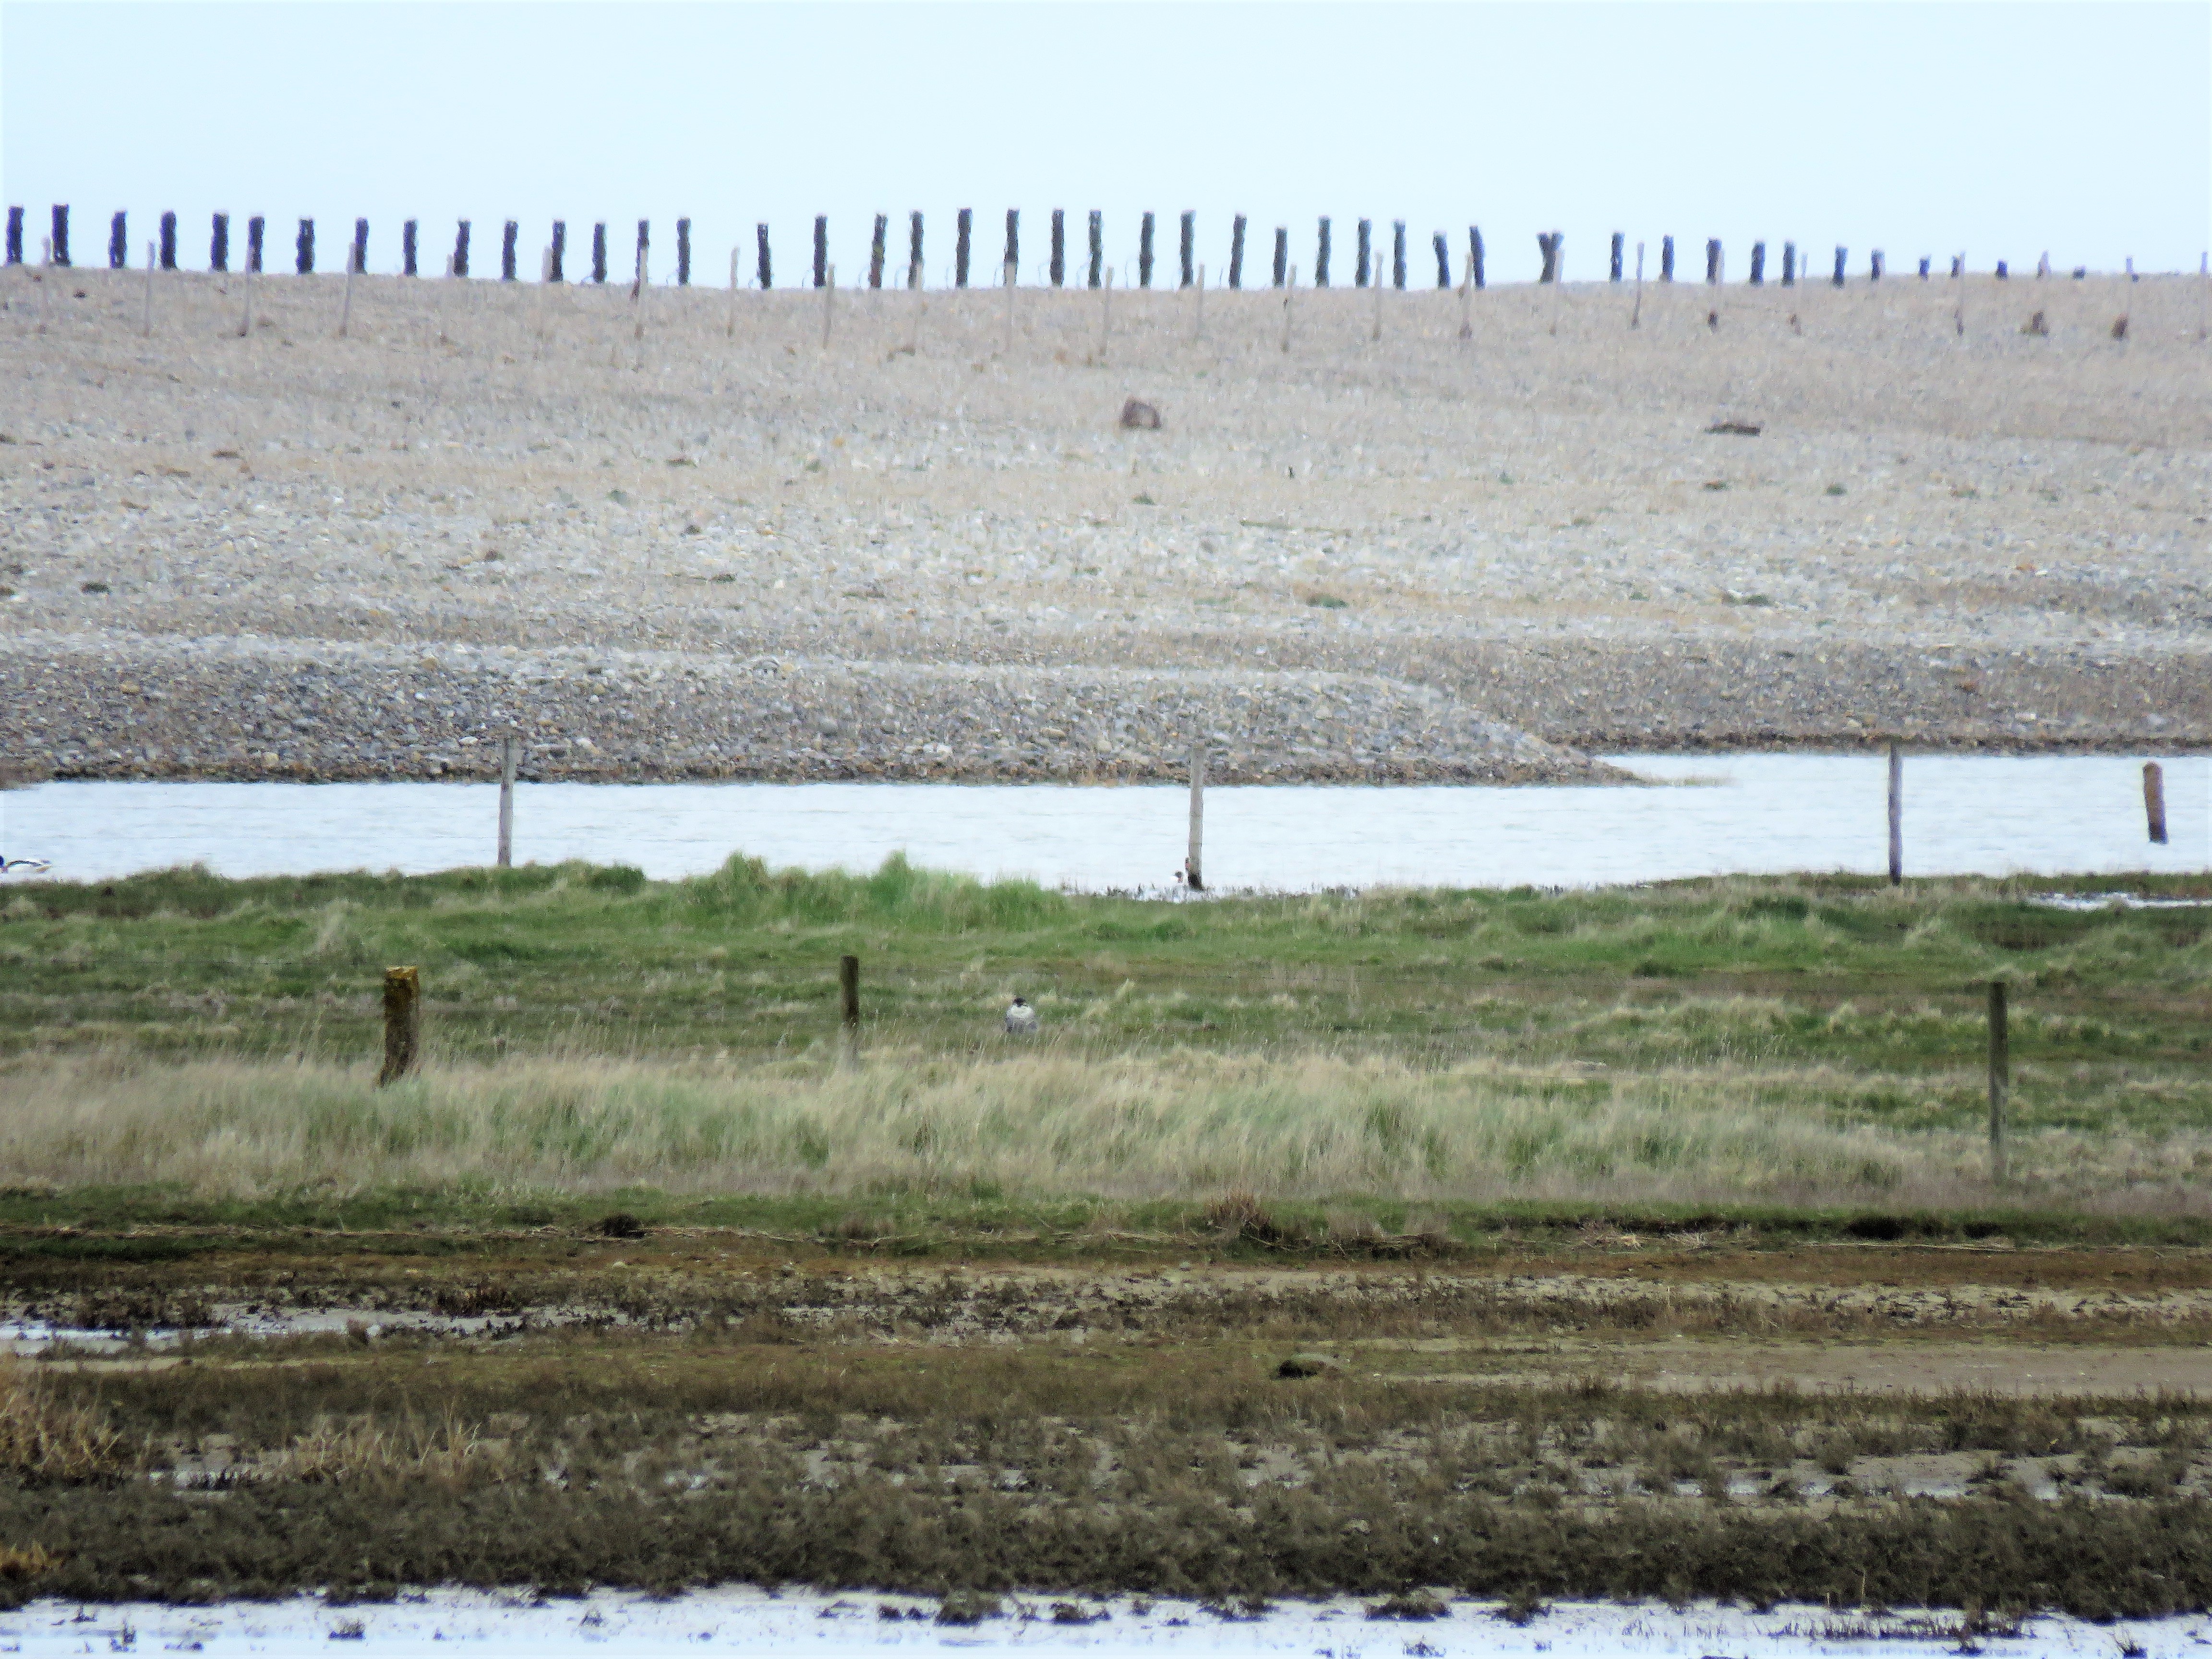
[4,1047,2199,1207]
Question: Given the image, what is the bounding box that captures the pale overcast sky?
[3,1,2207,285]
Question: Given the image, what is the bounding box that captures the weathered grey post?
[1749,242,1765,284]
[1139,211,1155,287]
[1660,236,1674,281]
[160,211,178,270]
[1003,207,1019,276]
[813,216,828,288]
[1049,209,1065,287]
[675,218,691,286]
[1705,239,1721,284]
[108,211,127,269]
[1392,220,1407,289]
[379,966,421,1085]
[400,220,417,277]
[1179,211,1194,288]
[1610,232,1623,282]
[1987,980,2009,1185]
[1431,231,1449,287]
[1086,210,1102,289]
[501,220,518,280]
[2143,762,2168,843]
[955,208,972,287]
[497,736,517,867]
[1228,215,1247,288]
[1469,226,1485,289]
[1869,249,1884,282]
[1186,744,1206,891]
[757,223,772,289]
[4,207,21,265]
[910,211,925,289]
[1887,741,1903,886]
[211,213,230,273]
[838,954,861,1067]
[868,214,888,289]
[1537,232,1559,283]
[1781,241,1796,285]
[1272,226,1288,288]
[247,216,265,273]
[1356,218,1372,288]
[549,221,565,282]
[1832,246,1847,287]
[452,220,471,277]
[634,219,649,287]
[50,204,70,266]
[1314,217,1331,287]
[296,217,315,275]
[593,222,609,284]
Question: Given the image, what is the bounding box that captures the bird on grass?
[1003,996,1039,1037]
[0,855,50,877]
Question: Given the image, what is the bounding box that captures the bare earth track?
[2,266,2207,782]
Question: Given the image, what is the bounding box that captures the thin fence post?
[1139,211,1154,288]
[401,219,417,278]
[2143,762,2168,844]
[1003,208,1019,277]
[502,220,518,281]
[1468,226,1485,289]
[497,736,517,867]
[1186,744,1206,891]
[1356,218,1372,288]
[160,211,177,270]
[1086,210,1102,289]
[1431,230,1449,288]
[1392,220,1407,289]
[868,214,887,289]
[379,966,421,1085]
[593,222,608,285]
[1610,231,1623,282]
[211,213,230,273]
[1179,210,1194,288]
[910,211,925,290]
[838,954,861,1067]
[814,216,828,289]
[1315,217,1331,287]
[549,220,565,283]
[1272,226,1288,288]
[757,223,772,290]
[1987,980,2009,1186]
[1781,241,1796,286]
[453,219,469,278]
[1660,236,1674,282]
[1887,741,1903,886]
[1749,241,1765,285]
[1049,208,1065,288]
[676,218,691,286]
[1228,215,1247,289]
[955,208,971,288]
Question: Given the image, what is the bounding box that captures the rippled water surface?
[7,754,2204,890]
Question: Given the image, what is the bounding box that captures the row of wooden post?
[1886,745,2169,886]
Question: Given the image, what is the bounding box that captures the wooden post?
[813,215,828,289]
[955,208,971,288]
[869,213,887,289]
[838,953,861,1066]
[1631,240,1645,328]
[1887,741,1903,886]
[2143,762,2168,844]
[1179,210,1194,288]
[141,240,155,336]
[1229,215,1246,289]
[1139,211,1154,288]
[909,211,924,290]
[1986,980,2009,1186]
[378,966,421,1085]
[1186,744,1206,891]
[497,736,517,867]
[1050,208,1065,287]
[822,263,835,349]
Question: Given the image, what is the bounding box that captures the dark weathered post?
[1918,257,1931,279]
[501,221,517,280]
[868,214,887,289]
[1950,255,1963,278]
[1469,226,1485,289]
[211,213,230,273]
[634,219,649,285]
[1315,216,1331,287]
[1228,215,1246,288]
[1659,235,1674,281]
[161,209,180,269]
[1749,241,1765,285]
[378,966,421,1086]
[909,212,924,289]
[1003,207,1019,276]
[676,218,691,285]
[1391,220,1407,289]
[1995,260,2008,281]
[1832,246,1847,287]
[401,218,418,276]
[351,217,368,275]
[1610,232,1623,282]
[1887,741,1903,886]
[1869,249,1884,282]
[5,207,21,265]
[955,208,972,287]
[548,221,565,282]
[295,218,314,275]
[1705,238,1721,284]
[756,223,772,289]
[2144,762,2169,843]
[246,216,264,274]
[593,222,609,284]
[1356,218,1372,288]
[1086,210,1102,289]
[1781,241,1796,285]
[1049,209,1064,287]
[497,736,517,868]
[50,205,70,266]
[1139,211,1155,287]
[1986,980,2009,1185]
[108,212,128,269]
[1537,232,1558,284]
[453,220,470,277]
[1179,210,1194,288]
[1428,231,1446,287]
[1272,226,1287,288]
[838,953,861,1066]
[812,216,828,288]
[1186,745,1206,891]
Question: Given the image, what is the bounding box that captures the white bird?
[0,856,50,877]
[1003,996,1039,1037]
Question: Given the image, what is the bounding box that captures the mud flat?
[1,267,2206,783]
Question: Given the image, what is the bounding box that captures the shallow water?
[0,1590,2189,1659]
[5,754,2203,891]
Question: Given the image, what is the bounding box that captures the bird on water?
[1003,996,1040,1036]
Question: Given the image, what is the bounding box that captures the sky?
[3,1,2208,286]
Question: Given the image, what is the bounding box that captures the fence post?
[1003,207,1018,276]
[1431,231,1449,288]
[1706,239,1721,284]
[502,220,518,281]
[1356,218,1372,288]
[757,223,772,290]
[634,220,649,287]
[1986,980,2008,1186]
[1179,210,1194,288]
[1832,246,1847,287]
[108,211,127,269]
[1749,241,1765,285]
[1086,210,1101,289]
[1887,741,1903,886]
[50,204,70,266]
[1315,216,1331,287]
[910,211,925,289]
[1049,209,1065,287]
[160,211,178,270]
[955,208,971,287]
[5,207,21,266]
[497,736,517,867]
[838,954,861,1067]
[813,216,828,288]
[1392,220,1407,289]
[210,213,229,273]
[248,216,265,273]
[1272,226,1287,288]
[1187,743,1206,891]
[549,220,565,283]
[1139,211,1155,288]
[1781,241,1795,286]
[593,222,608,284]
[869,214,887,289]
[1228,215,1247,289]
[1610,232,1623,282]
[296,217,315,275]
[1469,226,1485,289]
[676,218,691,286]
[378,966,421,1085]
[1659,235,1674,281]
[2143,762,2168,843]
